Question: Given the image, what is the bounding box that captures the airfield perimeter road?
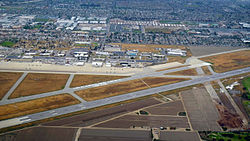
[0,67,249,129]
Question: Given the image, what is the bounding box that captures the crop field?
[165,68,198,76]
[200,50,250,73]
[10,73,69,99]
[75,77,188,101]
[70,74,128,88]
[0,72,22,100]
[0,94,80,121]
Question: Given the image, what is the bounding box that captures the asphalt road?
[0,67,249,129]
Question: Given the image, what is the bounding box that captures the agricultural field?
[75,77,188,101]
[70,75,128,88]
[0,72,22,100]
[165,68,198,76]
[200,50,250,73]
[0,94,80,121]
[10,73,69,99]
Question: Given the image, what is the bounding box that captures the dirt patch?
[216,104,243,129]
[0,72,22,100]
[75,77,188,101]
[165,68,198,76]
[10,73,69,99]
[0,94,80,121]
[200,50,250,73]
[70,74,128,88]
[201,66,212,75]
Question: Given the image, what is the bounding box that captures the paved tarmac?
[0,67,249,129]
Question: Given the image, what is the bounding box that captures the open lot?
[165,68,198,76]
[70,74,128,88]
[10,73,69,99]
[200,50,250,73]
[42,98,161,127]
[144,100,184,116]
[75,77,188,101]
[181,87,222,131]
[0,72,22,100]
[0,94,80,121]
[0,127,77,141]
[94,114,189,129]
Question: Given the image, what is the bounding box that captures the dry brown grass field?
[142,77,190,87]
[10,73,69,99]
[0,94,80,121]
[156,65,189,72]
[75,77,188,101]
[0,72,22,100]
[200,50,250,73]
[201,66,212,75]
[70,75,128,88]
[165,68,198,76]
